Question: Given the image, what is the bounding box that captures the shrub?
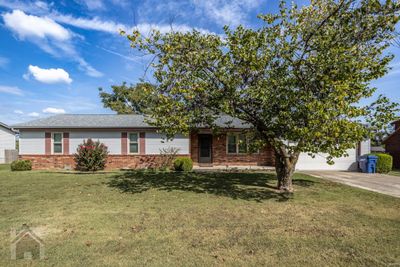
[173,157,193,172]
[11,160,32,171]
[74,139,109,171]
[371,153,393,174]
[159,147,180,169]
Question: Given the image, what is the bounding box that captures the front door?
[198,134,212,164]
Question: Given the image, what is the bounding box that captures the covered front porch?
[189,131,275,168]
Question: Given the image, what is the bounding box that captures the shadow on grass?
[107,171,315,202]
[40,171,121,175]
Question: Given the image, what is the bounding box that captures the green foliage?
[121,0,399,157]
[159,147,180,169]
[372,153,393,173]
[117,0,400,189]
[371,126,394,146]
[74,139,109,171]
[11,160,32,171]
[99,82,157,114]
[173,157,193,172]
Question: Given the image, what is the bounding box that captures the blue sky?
[0,0,399,125]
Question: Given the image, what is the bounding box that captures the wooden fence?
[5,149,18,163]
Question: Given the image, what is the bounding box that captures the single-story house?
[12,114,370,170]
[383,119,400,168]
[0,122,16,164]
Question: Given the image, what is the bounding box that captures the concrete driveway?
[302,171,400,198]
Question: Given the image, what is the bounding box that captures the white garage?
[0,122,16,164]
[296,140,371,171]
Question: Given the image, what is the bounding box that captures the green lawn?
[389,169,400,177]
[0,165,399,266]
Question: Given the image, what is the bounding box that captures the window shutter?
[140,132,146,155]
[63,132,69,155]
[121,132,127,155]
[45,132,51,155]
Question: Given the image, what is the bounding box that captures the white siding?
[0,127,16,163]
[69,132,121,155]
[296,149,358,171]
[19,131,45,155]
[145,132,189,154]
[359,140,371,156]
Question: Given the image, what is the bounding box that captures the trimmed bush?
[372,153,393,174]
[74,139,109,171]
[11,160,32,171]
[173,157,193,172]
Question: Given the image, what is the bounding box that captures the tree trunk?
[274,150,300,192]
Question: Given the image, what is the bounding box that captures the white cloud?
[34,1,50,10]
[76,58,103,77]
[42,107,66,114]
[50,13,213,35]
[2,10,101,78]
[14,110,24,114]
[98,46,142,63]
[0,3,211,75]
[0,2,214,35]
[192,0,261,27]
[25,65,73,84]
[28,112,40,117]
[80,0,104,10]
[0,85,24,96]
[49,12,126,34]
[136,23,213,35]
[3,9,70,41]
[0,0,51,15]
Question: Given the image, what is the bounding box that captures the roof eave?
[13,126,157,129]
[14,126,251,130]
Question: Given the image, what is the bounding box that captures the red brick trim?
[190,132,274,166]
[45,132,51,155]
[20,154,190,170]
[121,132,127,155]
[140,132,145,155]
[63,132,69,155]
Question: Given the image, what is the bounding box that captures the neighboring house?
[0,122,16,164]
[383,119,400,168]
[12,114,369,171]
[371,146,385,153]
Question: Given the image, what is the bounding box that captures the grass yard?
[389,169,400,177]
[0,165,399,266]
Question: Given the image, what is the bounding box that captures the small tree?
[106,0,399,191]
[74,139,109,171]
[159,147,180,170]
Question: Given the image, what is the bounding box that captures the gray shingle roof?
[12,114,250,129]
[0,122,17,133]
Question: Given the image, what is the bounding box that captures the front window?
[129,133,139,154]
[53,133,63,154]
[227,134,237,153]
[227,133,255,154]
[238,134,247,153]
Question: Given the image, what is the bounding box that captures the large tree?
[105,0,400,191]
[99,82,156,114]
